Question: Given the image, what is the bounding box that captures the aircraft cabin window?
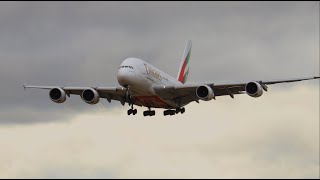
[119,66,134,69]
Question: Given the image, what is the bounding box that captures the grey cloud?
[0,1,318,124]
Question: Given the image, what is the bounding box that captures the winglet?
[23,82,27,91]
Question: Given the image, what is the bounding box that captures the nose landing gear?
[125,86,138,116]
[127,101,137,115]
[127,108,137,115]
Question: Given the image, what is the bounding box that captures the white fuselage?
[117,58,182,108]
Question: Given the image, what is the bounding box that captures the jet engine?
[49,88,67,103]
[81,88,100,104]
[245,81,263,97]
[196,85,214,101]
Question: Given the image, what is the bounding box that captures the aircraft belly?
[133,95,175,109]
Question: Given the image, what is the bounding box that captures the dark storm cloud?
[0,2,318,124]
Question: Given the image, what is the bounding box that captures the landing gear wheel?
[128,108,137,116]
[144,110,155,116]
[127,109,132,115]
[164,110,176,116]
[181,107,185,114]
[143,111,149,117]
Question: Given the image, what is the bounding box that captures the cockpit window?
[119,66,134,69]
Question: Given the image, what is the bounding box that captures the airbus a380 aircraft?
[24,40,319,116]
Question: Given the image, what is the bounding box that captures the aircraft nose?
[117,68,135,87]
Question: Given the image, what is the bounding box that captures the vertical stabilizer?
[177,40,192,84]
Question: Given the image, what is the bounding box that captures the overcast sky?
[0,1,319,178]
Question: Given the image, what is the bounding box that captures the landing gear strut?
[143,107,155,116]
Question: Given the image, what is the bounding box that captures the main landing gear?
[143,107,155,117]
[130,107,185,117]
[163,107,185,116]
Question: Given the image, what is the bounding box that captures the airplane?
[24,40,319,116]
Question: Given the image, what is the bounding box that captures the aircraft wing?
[23,84,129,105]
[153,76,319,104]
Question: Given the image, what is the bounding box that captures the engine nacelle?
[81,88,100,104]
[196,85,214,101]
[49,88,66,103]
[245,81,263,97]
